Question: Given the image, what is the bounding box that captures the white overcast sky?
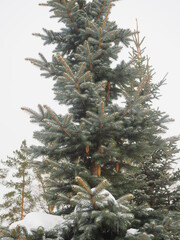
[0,0,180,168]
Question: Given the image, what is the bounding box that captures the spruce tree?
[19,0,180,239]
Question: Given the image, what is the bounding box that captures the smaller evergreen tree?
[0,225,30,240]
[32,166,54,214]
[0,225,50,240]
[0,140,36,225]
[134,138,180,210]
[0,168,7,182]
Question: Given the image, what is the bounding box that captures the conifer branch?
[95,81,107,92]
[21,107,42,121]
[97,0,107,20]
[56,54,74,78]
[61,126,72,138]
[38,104,45,117]
[123,75,147,116]
[146,57,151,94]
[85,41,93,71]
[81,118,93,125]
[62,0,67,8]
[63,73,81,93]
[106,80,111,99]
[91,197,96,208]
[122,90,131,103]
[44,105,72,138]
[101,100,104,117]
[39,3,49,6]
[135,20,141,62]
[89,21,98,33]
[102,4,112,30]
[62,114,69,128]
[59,193,71,202]
[72,185,88,194]
[43,120,61,130]
[61,0,79,33]
[100,101,105,128]
[88,71,92,82]
[0,230,11,237]
[63,73,74,83]
[75,82,81,93]
[86,111,99,119]
[77,63,86,77]
[123,105,132,117]
[135,76,148,100]
[78,71,92,83]
[20,171,25,220]
[165,142,172,160]
[44,159,62,168]
[92,179,109,196]
[75,176,92,195]
[117,194,134,203]
[44,105,61,126]
[99,28,102,49]
[25,57,46,69]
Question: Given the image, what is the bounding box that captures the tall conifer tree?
[17,0,180,239]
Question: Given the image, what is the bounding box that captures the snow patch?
[145,207,154,211]
[10,212,64,233]
[126,228,139,235]
[91,188,117,204]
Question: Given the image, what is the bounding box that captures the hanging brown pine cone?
[97,164,101,177]
[115,162,119,173]
[85,144,89,154]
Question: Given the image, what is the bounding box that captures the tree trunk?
[21,172,25,220]
[90,162,97,175]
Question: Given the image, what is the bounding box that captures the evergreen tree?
[32,166,55,214]
[0,141,36,225]
[19,0,180,239]
[134,141,180,210]
[0,168,7,182]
